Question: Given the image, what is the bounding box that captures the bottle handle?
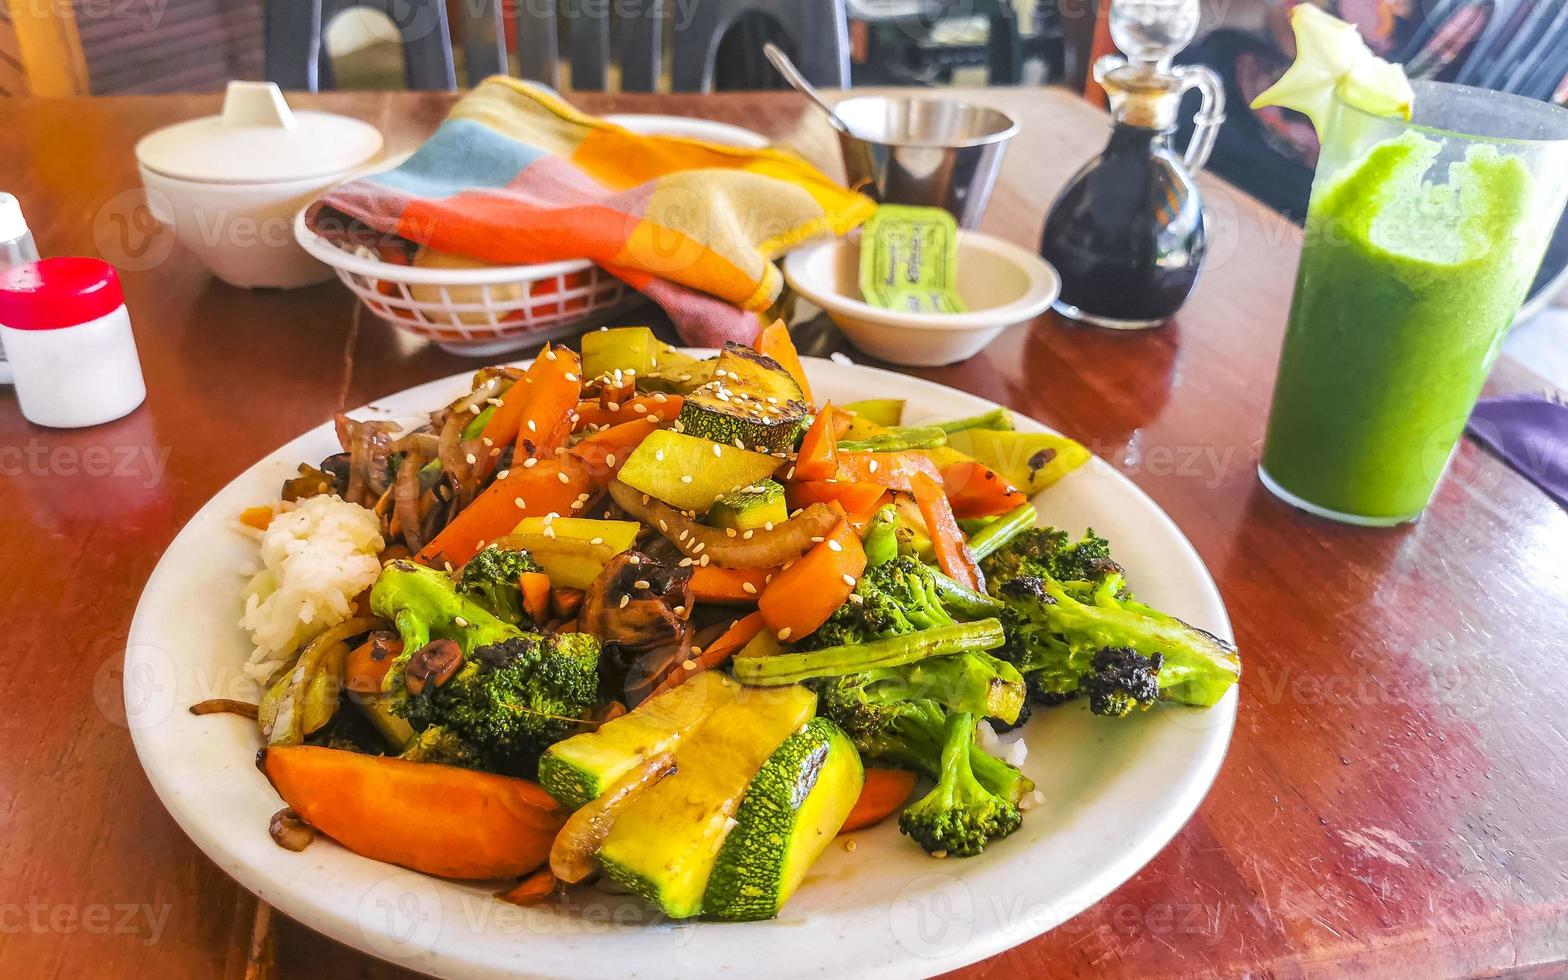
[1174,64,1225,174]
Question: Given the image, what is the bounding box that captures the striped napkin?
[306,77,874,346]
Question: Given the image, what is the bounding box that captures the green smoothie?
[1260,131,1547,522]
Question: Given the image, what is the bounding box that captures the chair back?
[266,0,456,92]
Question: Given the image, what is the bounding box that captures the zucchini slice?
[676,344,809,454]
[703,717,864,921]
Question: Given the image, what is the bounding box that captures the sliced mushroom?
[580,551,693,706]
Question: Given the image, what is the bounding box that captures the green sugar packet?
[858,204,966,314]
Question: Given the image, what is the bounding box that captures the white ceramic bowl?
[783,230,1059,366]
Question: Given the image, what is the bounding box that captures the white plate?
[602,113,770,149]
[126,355,1236,979]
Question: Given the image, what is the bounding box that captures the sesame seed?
[527,419,537,432]
[633,579,650,590]
[482,437,493,447]
[466,453,477,465]
[514,496,525,508]
[642,494,650,505]
[679,557,694,567]
[700,554,711,566]
[810,536,825,544]
[765,396,778,405]
[524,457,538,468]
[682,660,697,671]
[712,444,722,457]
[497,469,510,480]
[543,347,557,360]
[844,839,857,853]
[777,627,793,641]
[841,573,856,586]
[828,539,843,552]
[764,521,775,531]
[680,474,693,484]
[653,393,668,403]
[543,524,556,538]
[564,372,578,382]
[678,529,688,541]
[571,500,584,510]
[742,529,754,540]
[742,582,757,595]
[634,403,648,415]
[628,555,641,564]
[618,594,630,608]
[692,542,706,554]
[691,645,703,656]
[658,519,669,532]
[590,536,604,545]
[557,471,570,484]
[674,605,687,615]
[605,453,617,467]
[454,616,470,628]
[848,593,864,605]
[868,460,879,473]
[723,527,736,538]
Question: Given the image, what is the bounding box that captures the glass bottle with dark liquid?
[1039,0,1225,330]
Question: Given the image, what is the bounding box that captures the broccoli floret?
[370,560,520,667]
[457,545,542,625]
[993,573,1239,712]
[1080,647,1163,718]
[823,695,1034,806]
[813,652,1025,731]
[981,526,1122,590]
[804,555,958,649]
[397,725,483,767]
[898,711,1022,857]
[399,632,601,775]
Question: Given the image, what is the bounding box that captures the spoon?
[764,43,851,134]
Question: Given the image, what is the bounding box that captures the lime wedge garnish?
[1250,5,1413,134]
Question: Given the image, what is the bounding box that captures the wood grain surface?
[0,87,1565,979]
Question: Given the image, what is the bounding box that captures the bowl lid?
[135,81,383,184]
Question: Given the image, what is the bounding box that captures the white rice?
[238,494,384,682]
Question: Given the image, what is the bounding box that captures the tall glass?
[1259,82,1568,526]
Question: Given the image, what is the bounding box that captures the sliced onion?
[438,410,478,508]
[394,448,426,553]
[189,699,260,719]
[608,480,840,568]
[391,431,441,457]
[550,751,676,883]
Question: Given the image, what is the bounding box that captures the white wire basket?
[293,209,637,356]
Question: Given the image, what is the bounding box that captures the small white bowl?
[783,230,1059,366]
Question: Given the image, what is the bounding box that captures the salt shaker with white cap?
[0,258,146,428]
[0,193,42,383]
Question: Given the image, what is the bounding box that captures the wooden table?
[1,87,1565,980]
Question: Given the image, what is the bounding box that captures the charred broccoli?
[457,545,542,625]
[898,711,1022,857]
[397,725,483,767]
[399,632,601,775]
[991,570,1240,713]
[981,526,1122,590]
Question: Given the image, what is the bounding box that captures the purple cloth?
[1467,395,1568,508]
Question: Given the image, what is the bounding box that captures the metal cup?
[833,96,1019,229]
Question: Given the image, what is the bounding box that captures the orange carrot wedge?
[840,768,919,833]
[568,417,659,489]
[835,451,944,492]
[688,565,773,604]
[416,455,591,568]
[910,471,982,591]
[572,395,684,430]
[941,460,1028,518]
[496,867,558,906]
[519,571,551,623]
[651,612,765,697]
[787,479,887,521]
[512,345,583,459]
[794,401,838,481]
[754,319,813,406]
[344,635,402,694]
[758,519,866,642]
[260,746,564,880]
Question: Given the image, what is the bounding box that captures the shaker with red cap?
[0,257,146,428]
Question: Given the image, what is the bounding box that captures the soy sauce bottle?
[1039,0,1224,330]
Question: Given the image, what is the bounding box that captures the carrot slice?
[840,768,919,833]
[511,344,583,459]
[910,471,982,591]
[568,417,658,489]
[496,868,558,906]
[519,571,552,623]
[941,460,1029,519]
[793,401,839,481]
[416,455,591,568]
[344,636,402,694]
[787,479,887,521]
[572,395,683,430]
[260,746,564,880]
[835,451,945,492]
[753,318,813,406]
[475,344,557,474]
[651,612,765,697]
[238,505,274,531]
[688,565,773,604]
[757,519,866,642]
